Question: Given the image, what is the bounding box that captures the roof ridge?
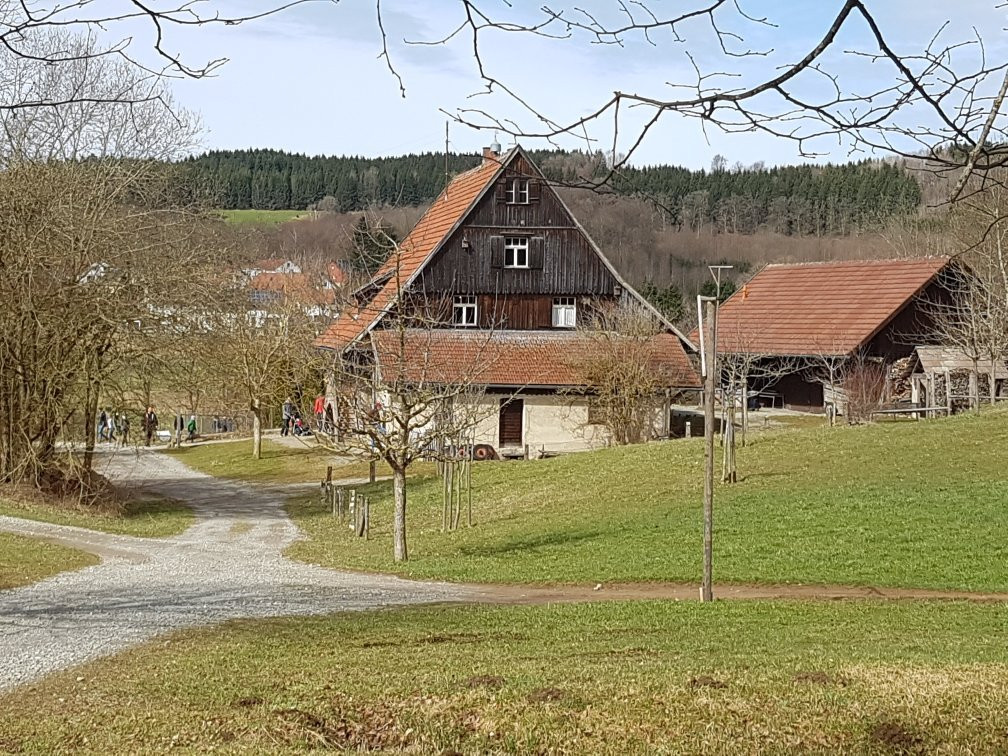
[764,256,950,269]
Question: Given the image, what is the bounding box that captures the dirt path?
[467,581,1008,604]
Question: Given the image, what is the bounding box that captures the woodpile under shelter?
[909,345,1008,413]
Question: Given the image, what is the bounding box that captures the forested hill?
[184,148,921,236]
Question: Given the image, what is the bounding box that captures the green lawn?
[287,409,1008,590]
[216,209,306,226]
[0,494,192,538]
[0,532,99,590]
[2,600,1006,753]
[166,438,433,485]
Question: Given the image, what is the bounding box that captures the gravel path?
[0,450,476,692]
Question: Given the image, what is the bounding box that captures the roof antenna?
[444,120,450,196]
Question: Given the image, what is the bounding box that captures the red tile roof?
[371,329,701,388]
[698,258,951,356]
[316,156,505,350]
[250,272,335,306]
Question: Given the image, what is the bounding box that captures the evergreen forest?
[184,148,922,237]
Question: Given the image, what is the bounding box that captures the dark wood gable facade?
[416,149,621,331]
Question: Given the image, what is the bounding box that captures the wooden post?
[364,497,370,540]
[702,298,716,603]
[349,489,356,532]
[337,488,344,521]
[740,376,748,448]
[927,372,936,418]
[369,460,376,483]
[445,461,453,532]
[685,421,691,439]
[944,368,952,415]
[523,443,530,461]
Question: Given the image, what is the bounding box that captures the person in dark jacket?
[143,406,159,446]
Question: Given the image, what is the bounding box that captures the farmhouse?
[316,145,700,453]
[709,257,957,411]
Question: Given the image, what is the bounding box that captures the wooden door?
[498,398,523,446]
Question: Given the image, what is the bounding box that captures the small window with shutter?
[504,179,530,204]
[504,237,529,268]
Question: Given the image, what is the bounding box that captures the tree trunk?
[82,384,99,474]
[393,465,408,562]
[251,404,263,459]
[991,357,998,405]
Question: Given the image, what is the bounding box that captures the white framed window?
[504,237,529,268]
[504,178,529,204]
[453,295,477,326]
[552,297,576,328]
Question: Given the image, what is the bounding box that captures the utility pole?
[698,265,732,603]
[701,297,716,602]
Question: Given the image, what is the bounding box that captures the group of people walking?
[96,406,198,448]
[96,409,130,446]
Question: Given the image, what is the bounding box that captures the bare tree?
[950,187,1008,403]
[717,323,801,481]
[0,0,320,110]
[0,28,212,491]
[321,240,503,562]
[359,2,1008,205]
[566,302,672,446]
[195,270,330,459]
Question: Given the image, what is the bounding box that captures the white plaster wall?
[469,393,611,453]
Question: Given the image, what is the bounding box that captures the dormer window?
[505,179,529,204]
[453,295,477,326]
[504,237,529,268]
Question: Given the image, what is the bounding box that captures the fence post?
[364,497,370,540]
[685,421,691,438]
[369,460,376,483]
[348,489,356,531]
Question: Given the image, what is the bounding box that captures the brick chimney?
[482,143,501,164]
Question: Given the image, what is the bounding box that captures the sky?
[148,0,1008,169]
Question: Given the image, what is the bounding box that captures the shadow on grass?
[460,528,607,556]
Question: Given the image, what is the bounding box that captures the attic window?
[453,295,477,326]
[504,237,529,268]
[505,179,529,204]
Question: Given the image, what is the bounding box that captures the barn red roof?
[371,329,701,388]
[701,257,951,356]
[316,155,505,350]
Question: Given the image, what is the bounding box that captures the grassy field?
[0,493,192,538]
[287,408,1008,590]
[216,209,306,226]
[1,599,1005,753]
[166,438,434,485]
[0,532,99,590]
